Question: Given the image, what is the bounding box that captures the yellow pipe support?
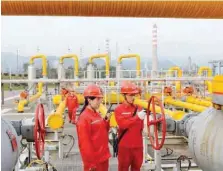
[89,54,110,77]
[118,54,141,77]
[59,54,79,77]
[29,54,47,77]
[186,96,212,107]
[133,98,185,120]
[164,97,207,113]
[47,100,66,130]
[17,82,43,112]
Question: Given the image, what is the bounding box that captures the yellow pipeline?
[99,98,186,128]
[59,54,79,77]
[17,99,28,113]
[205,96,212,101]
[168,66,182,92]
[104,91,124,104]
[198,66,212,93]
[29,54,47,76]
[212,75,223,94]
[89,54,110,77]
[118,54,141,77]
[168,66,182,77]
[133,98,185,120]
[17,82,43,112]
[47,100,66,130]
[164,97,207,113]
[29,82,43,102]
[76,93,85,104]
[186,96,212,107]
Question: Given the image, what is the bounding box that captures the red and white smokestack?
[152,24,158,72]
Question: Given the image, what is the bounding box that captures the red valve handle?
[147,96,166,150]
[34,104,45,159]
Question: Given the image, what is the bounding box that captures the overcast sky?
[1,16,223,65]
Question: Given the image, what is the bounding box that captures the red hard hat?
[121,81,138,94]
[83,84,103,97]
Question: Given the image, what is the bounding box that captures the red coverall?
[76,107,111,171]
[114,103,144,171]
[66,94,79,124]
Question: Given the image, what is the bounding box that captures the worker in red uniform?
[76,84,111,171]
[115,81,146,171]
[66,89,79,124]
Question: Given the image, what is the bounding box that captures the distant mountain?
[1,52,177,73]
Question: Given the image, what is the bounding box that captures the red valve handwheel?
[147,96,166,150]
[34,104,45,159]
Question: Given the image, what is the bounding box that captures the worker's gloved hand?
[104,112,112,121]
[137,110,147,120]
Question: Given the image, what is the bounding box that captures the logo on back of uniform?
[121,112,131,115]
[91,119,103,124]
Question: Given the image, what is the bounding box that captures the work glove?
[137,110,147,120]
[104,112,112,121]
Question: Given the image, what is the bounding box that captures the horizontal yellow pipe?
[89,54,110,76]
[164,97,207,113]
[99,97,186,128]
[205,96,212,101]
[29,54,47,76]
[59,54,79,77]
[134,98,185,120]
[186,96,212,107]
[118,54,141,76]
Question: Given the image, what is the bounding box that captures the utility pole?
[98,44,100,54]
[68,45,71,53]
[17,49,19,75]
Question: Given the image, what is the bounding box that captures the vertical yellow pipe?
[198,66,213,93]
[59,54,79,77]
[29,54,47,77]
[118,54,141,77]
[89,54,110,77]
